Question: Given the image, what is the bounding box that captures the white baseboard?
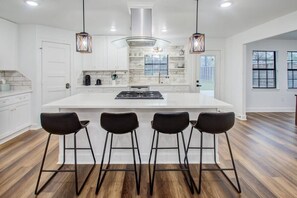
[30,123,41,130]
[0,126,30,144]
[236,114,247,121]
[246,107,295,112]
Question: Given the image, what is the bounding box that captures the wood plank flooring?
[1,112,297,198]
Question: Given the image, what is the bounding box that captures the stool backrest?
[41,112,82,135]
[196,112,235,134]
[101,112,139,134]
[152,112,189,134]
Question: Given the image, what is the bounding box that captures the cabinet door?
[93,36,108,70]
[0,106,12,139]
[117,47,128,70]
[82,53,93,70]
[0,19,18,70]
[12,102,31,132]
[107,36,119,70]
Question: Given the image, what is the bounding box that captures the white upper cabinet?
[117,45,129,70]
[0,18,18,70]
[82,36,128,71]
[107,36,119,70]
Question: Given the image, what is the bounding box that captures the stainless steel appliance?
[96,79,102,85]
[115,91,163,99]
[84,75,91,86]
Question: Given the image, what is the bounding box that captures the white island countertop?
[43,92,232,109]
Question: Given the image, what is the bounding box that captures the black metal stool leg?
[96,132,110,194]
[149,131,159,195]
[74,133,79,195]
[148,130,156,193]
[180,131,194,194]
[133,130,142,191]
[35,134,52,195]
[85,127,96,164]
[198,132,203,194]
[131,131,140,194]
[220,132,241,193]
[35,134,67,195]
[184,126,194,167]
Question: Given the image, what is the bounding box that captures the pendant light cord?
[83,0,85,32]
[196,0,199,33]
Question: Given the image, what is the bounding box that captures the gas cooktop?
[115,91,164,99]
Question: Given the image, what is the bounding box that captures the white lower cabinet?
[0,106,12,139]
[0,93,31,141]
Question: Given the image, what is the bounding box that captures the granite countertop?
[43,92,232,109]
[0,90,32,98]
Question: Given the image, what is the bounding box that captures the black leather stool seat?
[41,113,89,135]
[80,120,90,127]
[101,112,139,134]
[193,112,235,134]
[152,112,189,134]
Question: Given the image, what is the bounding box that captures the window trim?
[252,50,277,89]
[287,51,297,89]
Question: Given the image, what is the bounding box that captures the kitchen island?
[43,92,232,164]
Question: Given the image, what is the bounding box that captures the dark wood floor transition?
[1,113,297,198]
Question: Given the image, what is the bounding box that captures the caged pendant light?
[76,0,92,53]
[189,0,205,54]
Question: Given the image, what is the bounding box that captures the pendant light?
[189,0,205,54]
[76,0,92,53]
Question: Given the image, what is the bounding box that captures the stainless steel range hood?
[112,8,170,48]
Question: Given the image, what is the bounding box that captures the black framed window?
[287,51,297,89]
[252,51,276,88]
[144,54,168,76]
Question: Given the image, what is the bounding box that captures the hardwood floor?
[1,112,297,198]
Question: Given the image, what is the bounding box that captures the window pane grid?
[144,55,168,76]
[287,52,297,89]
[252,51,276,89]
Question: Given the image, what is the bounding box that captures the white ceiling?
[270,30,297,40]
[0,0,297,39]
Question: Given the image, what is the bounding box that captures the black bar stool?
[185,112,241,193]
[95,112,141,195]
[148,112,194,195]
[35,112,96,195]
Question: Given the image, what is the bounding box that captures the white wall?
[246,39,297,112]
[224,10,297,119]
[18,25,37,127]
[18,25,82,128]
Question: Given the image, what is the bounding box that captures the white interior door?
[42,42,71,104]
[195,51,221,98]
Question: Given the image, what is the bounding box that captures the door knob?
[66,83,71,89]
[196,80,202,87]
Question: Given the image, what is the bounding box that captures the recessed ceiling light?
[220,1,232,8]
[110,26,117,32]
[25,0,39,6]
[161,28,167,33]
